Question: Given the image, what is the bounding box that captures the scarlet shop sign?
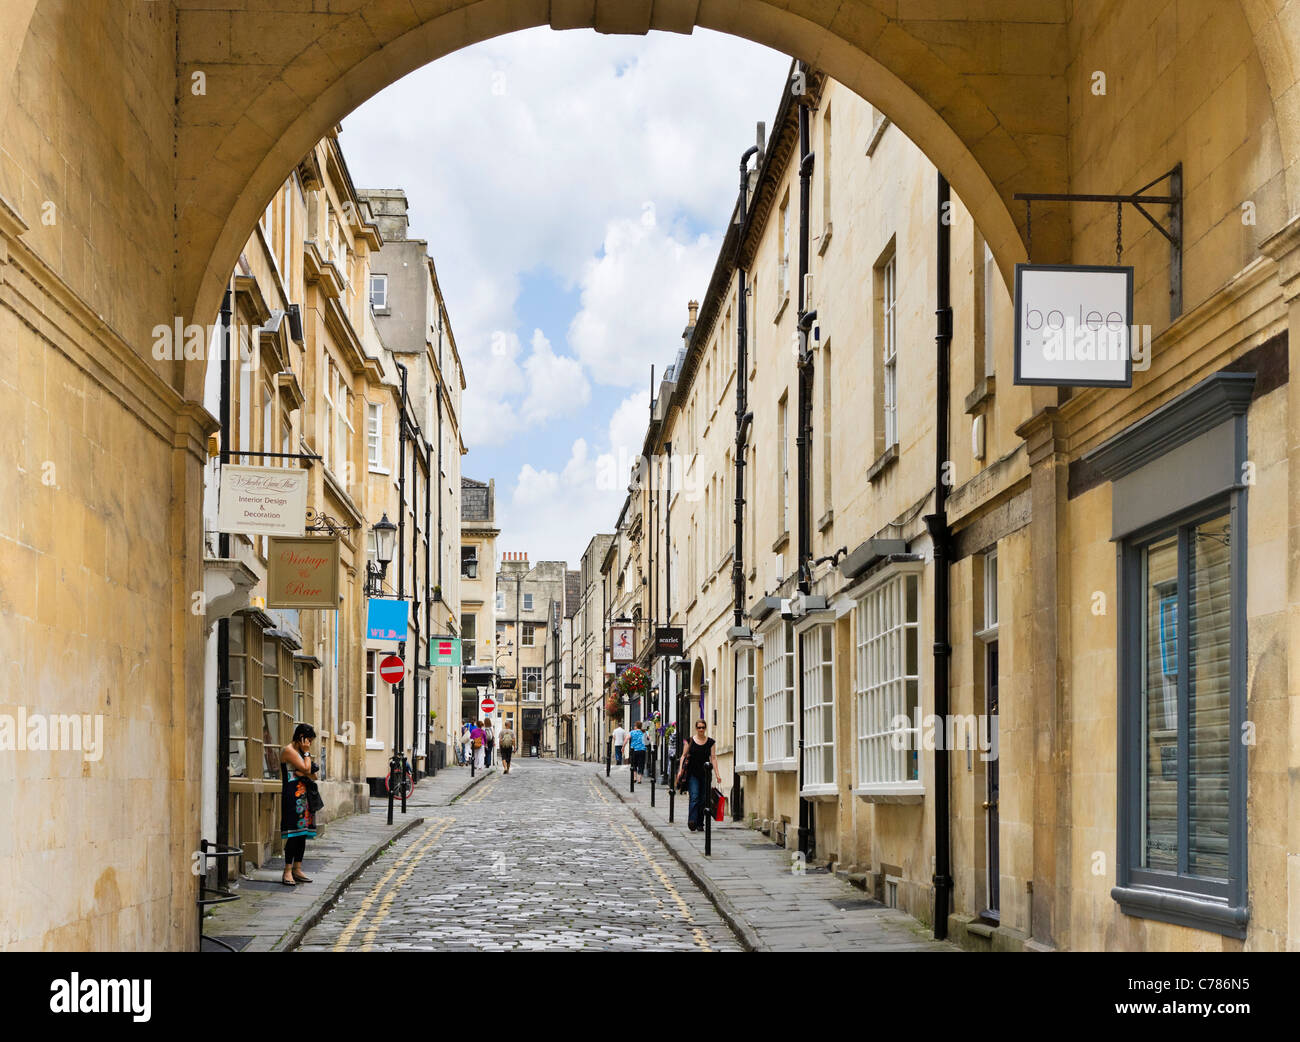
[266,536,340,609]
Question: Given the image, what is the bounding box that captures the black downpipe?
[731,144,759,822]
[794,80,815,858]
[215,287,232,889]
[926,172,954,940]
[409,402,419,787]
[425,431,433,773]
[389,361,409,824]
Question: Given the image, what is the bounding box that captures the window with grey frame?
[1116,499,1246,935]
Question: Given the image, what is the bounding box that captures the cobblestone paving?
[299,759,740,951]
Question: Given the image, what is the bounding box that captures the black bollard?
[649,758,655,807]
[629,755,635,793]
[704,798,712,857]
[605,739,611,777]
[668,779,675,823]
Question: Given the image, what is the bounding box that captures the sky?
[340,27,790,567]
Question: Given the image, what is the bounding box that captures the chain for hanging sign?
[1025,199,1033,263]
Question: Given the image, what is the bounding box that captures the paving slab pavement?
[591,762,959,953]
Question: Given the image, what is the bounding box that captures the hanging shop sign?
[655,626,684,657]
[1013,264,1134,387]
[429,636,462,667]
[266,536,339,609]
[496,676,517,691]
[366,597,409,641]
[217,464,308,537]
[610,623,635,663]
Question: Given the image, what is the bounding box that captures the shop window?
[735,648,757,772]
[801,624,836,792]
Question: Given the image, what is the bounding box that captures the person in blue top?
[628,720,648,783]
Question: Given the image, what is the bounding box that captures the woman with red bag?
[675,719,721,831]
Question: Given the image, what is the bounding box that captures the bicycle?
[385,765,415,800]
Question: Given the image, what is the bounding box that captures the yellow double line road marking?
[333,817,451,951]
[464,777,498,803]
[588,777,711,952]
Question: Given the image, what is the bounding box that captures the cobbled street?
[298,761,740,951]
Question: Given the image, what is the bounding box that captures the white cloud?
[340,27,789,448]
[568,219,716,387]
[501,391,654,563]
[520,329,590,423]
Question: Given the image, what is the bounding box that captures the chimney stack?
[687,299,699,325]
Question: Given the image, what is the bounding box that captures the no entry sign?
[480,696,496,715]
[379,655,404,684]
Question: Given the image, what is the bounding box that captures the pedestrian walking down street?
[498,723,515,774]
[471,719,486,771]
[628,720,648,783]
[676,720,721,832]
[459,722,472,766]
[279,723,319,886]
[483,719,495,768]
[611,723,626,766]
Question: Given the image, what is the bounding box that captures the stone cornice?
[1260,213,1300,301]
[0,195,189,449]
[1014,406,1067,467]
[1083,372,1256,482]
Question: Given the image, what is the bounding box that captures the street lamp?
[366,513,397,596]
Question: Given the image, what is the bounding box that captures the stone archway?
[173,0,1082,402]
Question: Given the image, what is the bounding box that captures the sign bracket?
[1015,162,1182,320]
[304,509,353,535]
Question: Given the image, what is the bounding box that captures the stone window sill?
[964,374,996,415]
[817,509,834,533]
[866,444,898,483]
[1111,885,1248,940]
[773,293,790,324]
[817,221,832,257]
[772,530,789,553]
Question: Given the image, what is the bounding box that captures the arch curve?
[177,0,1072,399]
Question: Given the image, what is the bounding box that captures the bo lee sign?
[1014,264,1134,388]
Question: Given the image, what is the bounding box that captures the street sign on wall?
[429,636,461,667]
[1013,264,1134,387]
[266,536,340,609]
[366,598,409,642]
[217,464,308,537]
[655,626,684,657]
[610,623,635,662]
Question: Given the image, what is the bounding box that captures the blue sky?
[341,27,789,566]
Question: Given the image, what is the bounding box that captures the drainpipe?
[794,72,815,858]
[390,360,408,823]
[732,143,760,821]
[425,432,433,767]
[216,286,232,888]
[925,172,954,940]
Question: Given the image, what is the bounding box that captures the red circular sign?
[379,655,404,684]
[480,696,496,715]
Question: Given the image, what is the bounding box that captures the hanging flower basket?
[605,694,623,719]
[616,665,649,697]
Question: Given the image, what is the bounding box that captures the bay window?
[762,619,795,768]
[854,566,922,796]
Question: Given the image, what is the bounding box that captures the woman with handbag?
[279,723,319,886]
[675,720,721,832]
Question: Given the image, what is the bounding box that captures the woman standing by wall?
[279,723,319,886]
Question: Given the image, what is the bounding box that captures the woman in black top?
[675,720,721,831]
